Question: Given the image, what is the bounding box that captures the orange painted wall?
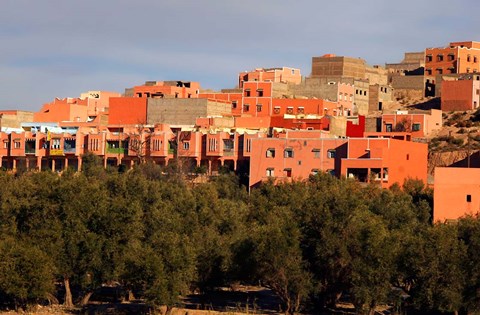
[271,99,326,116]
[234,116,271,129]
[441,79,480,111]
[434,167,480,222]
[238,67,301,88]
[133,82,200,99]
[108,97,147,125]
[242,81,273,117]
[425,41,480,77]
[249,137,347,187]
[34,98,89,123]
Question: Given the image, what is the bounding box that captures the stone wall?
[147,99,231,125]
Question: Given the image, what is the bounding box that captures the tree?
[0,238,55,310]
[410,224,466,314]
[347,210,395,315]
[252,205,311,315]
[128,123,151,164]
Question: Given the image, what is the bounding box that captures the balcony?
[25,140,36,155]
[106,147,128,154]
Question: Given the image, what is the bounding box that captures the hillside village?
[1,40,480,222]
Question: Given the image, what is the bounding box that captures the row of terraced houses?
[3,41,480,222]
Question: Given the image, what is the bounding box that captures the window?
[257,89,264,97]
[426,55,432,62]
[273,106,280,114]
[436,68,443,74]
[448,54,455,61]
[327,149,336,159]
[3,141,7,149]
[208,138,218,151]
[14,141,20,149]
[311,169,319,176]
[246,139,252,152]
[183,142,190,150]
[467,194,472,203]
[475,56,478,63]
[286,107,294,114]
[291,69,295,75]
[51,139,60,149]
[297,107,304,114]
[256,104,262,112]
[312,149,321,158]
[412,123,421,131]
[468,55,471,62]
[437,54,444,62]
[385,124,393,132]
[406,154,410,160]
[245,89,251,97]
[284,168,292,177]
[266,168,274,177]
[266,148,275,158]
[383,168,389,181]
[467,68,471,73]
[243,104,250,112]
[363,91,367,96]
[223,139,234,151]
[232,101,237,109]
[426,69,432,75]
[284,148,294,158]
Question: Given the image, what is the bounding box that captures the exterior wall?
[249,137,347,187]
[34,98,89,123]
[311,55,366,79]
[434,167,480,222]
[441,79,480,111]
[147,98,231,125]
[238,67,301,87]
[329,116,347,137]
[249,136,427,188]
[234,116,271,129]
[365,65,388,86]
[289,77,340,100]
[381,112,435,137]
[353,80,370,115]
[127,81,200,99]
[177,131,203,162]
[346,115,365,137]
[391,75,425,90]
[269,117,327,130]
[198,92,243,116]
[242,81,273,117]
[271,99,327,117]
[369,84,393,112]
[386,52,425,74]
[79,91,121,116]
[0,111,34,128]
[341,138,428,188]
[108,97,148,125]
[425,41,480,79]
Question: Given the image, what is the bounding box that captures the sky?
[0,0,478,111]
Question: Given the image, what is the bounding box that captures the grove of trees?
[0,155,479,315]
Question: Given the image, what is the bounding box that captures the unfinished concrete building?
[146,98,232,125]
[310,54,392,115]
[386,52,425,101]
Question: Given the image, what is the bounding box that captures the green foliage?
[3,164,480,315]
[0,238,55,309]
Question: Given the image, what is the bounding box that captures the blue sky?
[0,0,478,111]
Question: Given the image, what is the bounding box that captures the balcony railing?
[25,148,36,154]
[106,147,128,154]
